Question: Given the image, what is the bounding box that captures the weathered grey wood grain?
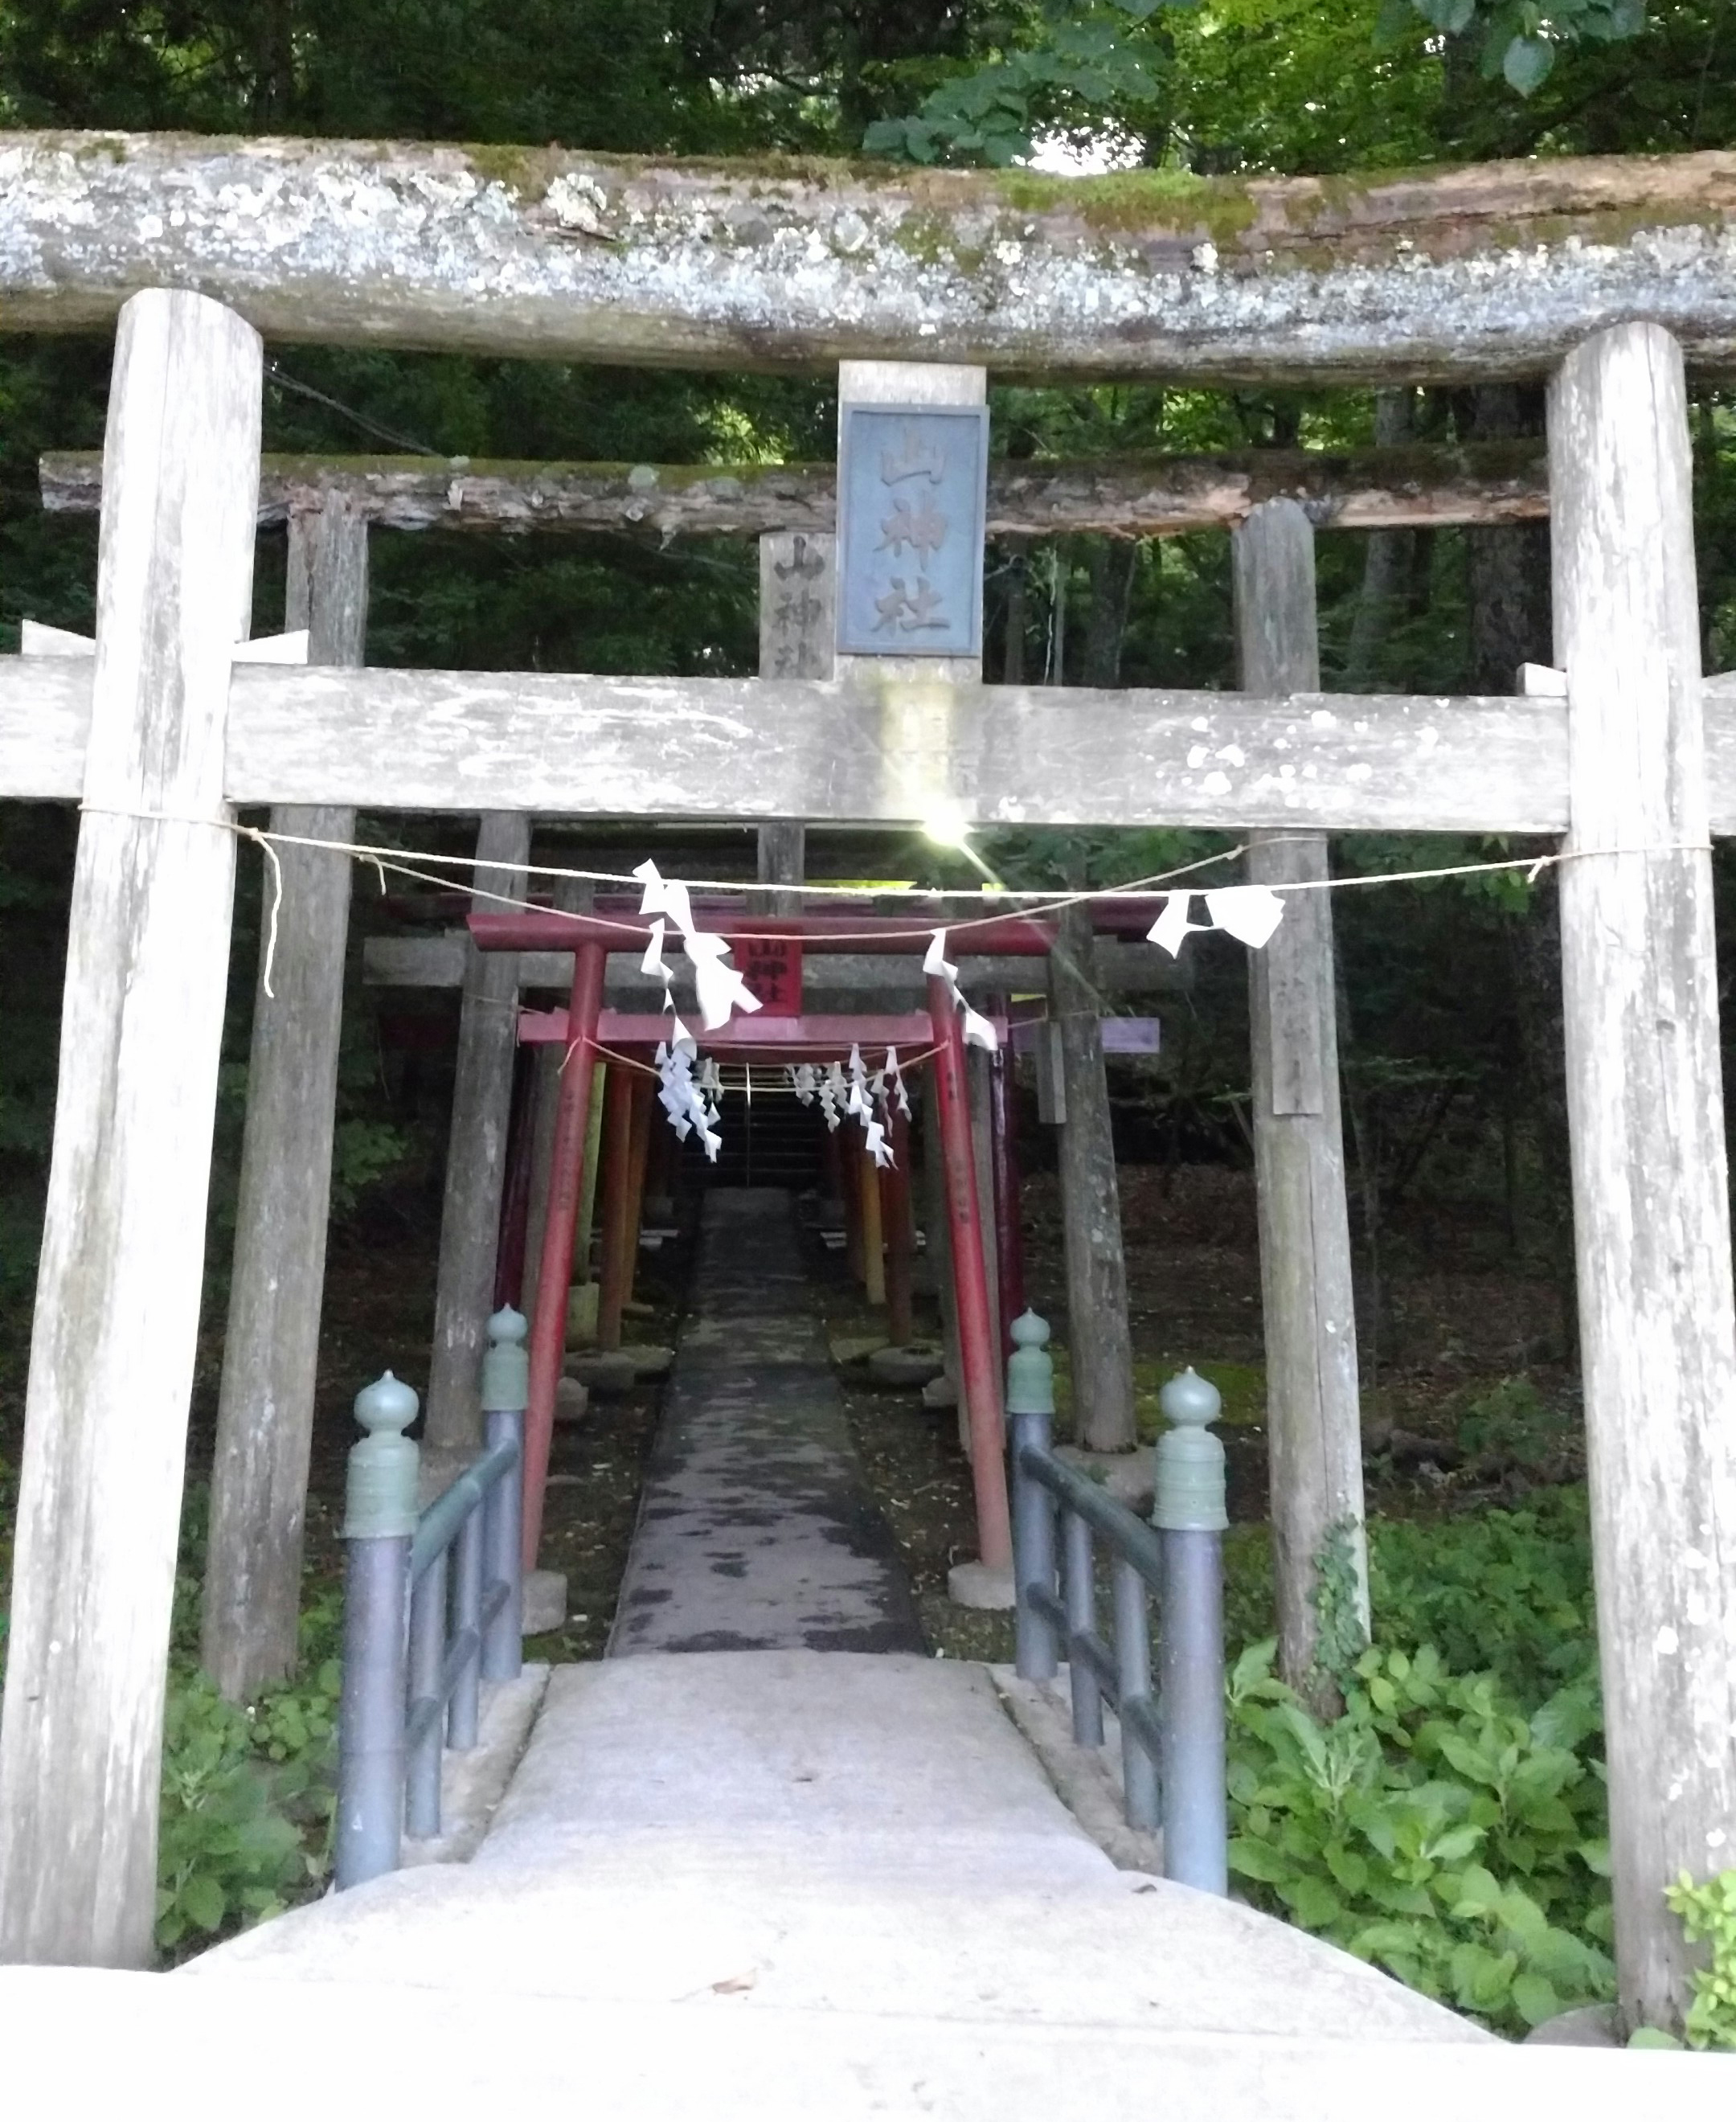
[1234,500,1368,1711]
[41,441,1555,537]
[0,289,262,1968]
[754,528,830,916]
[1549,322,1736,2036]
[217,669,1569,830]
[6,135,1736,382]
[424,813,532,1461]
[202,495,368,1704]
[14,653,1736,833]
[520,871,593,1342]
[1049,900,1136,1453]
[41,441,1555,538]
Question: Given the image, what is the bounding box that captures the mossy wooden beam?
[4,133,1736,383]
[41,441,1549,535]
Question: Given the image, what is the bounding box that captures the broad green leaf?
[1282,1874,1345,1929]
[179,1872,227,1933]
[1228,1836,1293,1884]
[1511,1971,1561,2027]
[1503,35,1555,92]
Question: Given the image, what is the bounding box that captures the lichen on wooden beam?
[39,440,1551,535]
[4,133,1736,383]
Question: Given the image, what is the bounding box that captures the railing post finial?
[346,1371,420,1538]
[481,1305,530,1412]
[1153,1366,1226,1533]
[1006,1308,1054,1416]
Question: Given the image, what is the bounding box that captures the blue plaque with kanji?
[835,404,989,657]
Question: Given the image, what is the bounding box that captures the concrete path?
[609,1188,922,1656]
[187,1649,1484,2056]
[43,1194,1709,2112]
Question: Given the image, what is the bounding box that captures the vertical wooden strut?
[1231,499,1369,1706]
[202,494,368,1704]
[597,1063,638,1351]
[1049,902,1136,1449]
[521,944,606,1567]
[424,812,531,1466]
[755,528,829,918]
[1547,322,1736,2035]
[0,289,263,1968]
[927,978,1014,1575]
[522,871,594,1320]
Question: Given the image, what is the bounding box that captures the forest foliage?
[1,0,1735,2025]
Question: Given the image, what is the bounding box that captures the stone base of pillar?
[947,1560,1015,1611]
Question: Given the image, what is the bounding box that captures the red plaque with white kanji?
[737,934,803,1017]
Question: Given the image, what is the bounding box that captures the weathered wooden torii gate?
[1,136,1734,2038]
[35,432,1550,1705]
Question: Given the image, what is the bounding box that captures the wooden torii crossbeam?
[0,134,1732,2035]
[3,135,1736,381]
[38,440,1554,537]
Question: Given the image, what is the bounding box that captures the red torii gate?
[469,905,1067,1595]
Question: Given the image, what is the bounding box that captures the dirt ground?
[0,1149,1575,1685]
[821,1157,1580,1662]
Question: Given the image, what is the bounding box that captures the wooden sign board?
[735,932,804,1016]
[835,404,988,656]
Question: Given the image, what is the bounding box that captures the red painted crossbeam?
[469,911,1056,956]
[520,1008,949,1055]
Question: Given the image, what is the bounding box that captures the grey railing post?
[406,1548,448,1838]
[1063,1509,1104,1747]
[448,1508,482,1751]
[480,1305,528,1682]
[1154,1366,1228,1894]
[1006,1309,1059,1680]
[335,1370,420,1890]
[1112,1557,1159,1832]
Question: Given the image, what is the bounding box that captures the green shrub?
[1665,1867,1736,2050]
[155,1592,342,1959]
[1227,1638,1613,2036]
[1366,1489,1596,1707]
[156,1666,335,1954]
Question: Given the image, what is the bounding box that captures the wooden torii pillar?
[201,494,367,1702]
[1549,322,1736,2034]
[423,813,532,1476]
[0,289,264,1967]
[1231,500,1369,1706]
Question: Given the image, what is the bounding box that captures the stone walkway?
[609,1187,922,1656]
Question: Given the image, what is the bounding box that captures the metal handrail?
[334,1309,530,1890]
[1005,1310,1228,1895]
